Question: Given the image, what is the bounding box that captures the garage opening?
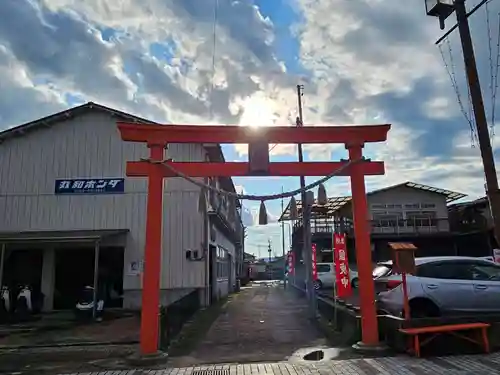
[54,246,124,310]
[2,248,44,313]
[0,229,129,313]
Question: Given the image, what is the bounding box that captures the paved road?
[63,352,500,374]
[170,283,327,367]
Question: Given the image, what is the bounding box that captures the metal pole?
[204,205,211,306]
[332,226,338,330]
[303,191,317,318]
[0,244,5,290]
[281,186,286,288]
[455,0,500,247]
[268,239,272,280]
[296,84,316,318]
[92,241,100,320]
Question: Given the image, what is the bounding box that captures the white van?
[314,262,359,290]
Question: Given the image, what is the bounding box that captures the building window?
[371,204,387,209]
[217,246,229,279]
[406,211,437,227]
[404,203,420,209]
[372,212,403,227]
[420,203,436,209]
[386,204,403,209]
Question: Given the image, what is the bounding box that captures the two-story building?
[448,197,492,232]
[279,182,468,267]
[0,102,244,313]
[448,196,496,254]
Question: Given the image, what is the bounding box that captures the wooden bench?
[399,322,490,357]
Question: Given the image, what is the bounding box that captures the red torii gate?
[117,122,391,355]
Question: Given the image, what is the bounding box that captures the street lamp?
[425,0,455,29]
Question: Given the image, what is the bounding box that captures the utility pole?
[296,85,316,319]
[453,0,500,246]
[281,186,287,288]
[268,239,272,280]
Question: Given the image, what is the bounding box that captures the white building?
[0,102,244,312]
[281,182,466,236]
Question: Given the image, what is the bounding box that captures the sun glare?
[239,94,276,128]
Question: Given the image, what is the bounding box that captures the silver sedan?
[375,256,500,318]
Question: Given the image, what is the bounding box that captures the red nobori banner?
[287,251,295,275]
[333,233,352,298]
[312,243,318,280]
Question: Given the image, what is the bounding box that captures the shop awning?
[0,229,129,244]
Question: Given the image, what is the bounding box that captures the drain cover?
[303,350,325,361]
[192,370,230,375]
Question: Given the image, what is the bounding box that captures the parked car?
[372,261,393,279]
[375,256,500,318]
[314,263,359,290]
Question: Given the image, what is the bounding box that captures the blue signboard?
[55,178,125,195]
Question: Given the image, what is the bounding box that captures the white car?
[375,256,500,318]
[314,262,359,290]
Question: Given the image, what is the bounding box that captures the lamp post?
[425,0,455,29]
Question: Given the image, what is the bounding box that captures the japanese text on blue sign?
[55,178,125,195]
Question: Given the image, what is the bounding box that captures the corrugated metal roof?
[448,196,488,212]
[278,181,467,221]
[279,196,351,221]
[0,102,156,142]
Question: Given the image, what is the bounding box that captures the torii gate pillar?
[347,143,379,344]
[140,143,166,354]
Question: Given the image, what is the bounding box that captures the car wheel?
[313,280,323,290]
[409,298,440,319]
[351,278,359,289]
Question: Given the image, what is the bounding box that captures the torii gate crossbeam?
[117,122,391,355]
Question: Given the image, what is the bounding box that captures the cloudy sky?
[0,0,499,258]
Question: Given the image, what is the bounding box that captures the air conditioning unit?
[185,249,204,261]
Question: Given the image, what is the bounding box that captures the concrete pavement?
[170,282,327,367]
[62,352,500,374]
[9,283,500,374]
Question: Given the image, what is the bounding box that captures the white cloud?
[1,0,500,242]
[423,96,461,120]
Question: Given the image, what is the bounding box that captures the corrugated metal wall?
[0,110,208,307]
[210,228,236,298]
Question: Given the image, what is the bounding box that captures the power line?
[438,38,478,147]
[453,0,500,249]
[486,0,495,108]
[490,12,500,137]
